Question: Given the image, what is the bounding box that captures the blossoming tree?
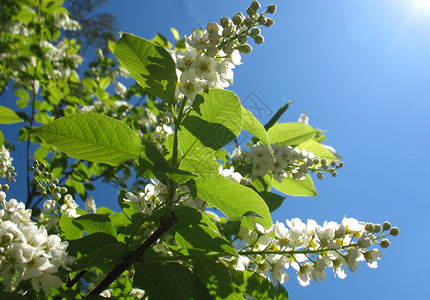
[0,0,398,298]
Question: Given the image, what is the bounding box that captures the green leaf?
[32,113,143,166]
[134,262,211,300]
[172,206,238,256]
[0,106,23,124]
[271,173,318,196]
[15,89,29,101]
[194,176,272,228]
[170,27,180,41]
[194,259,243,299]
[114,33,177,104]
[136,142,196,184]
[241,106,271,149]
[178,89,242,176]
[72,242,130,271]
[215,148,230,163]
[181,89,242,152]
[232,270,289,299]
[258,191,286,212]
[67,232,118,257]
[73,214,117,237]
[151,33,172,49]
[0,130,3,146]
[297,139,341,161]
[60,215,83,240]
[267,122,317,146]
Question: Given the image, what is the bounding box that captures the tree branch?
[88,213,177,296]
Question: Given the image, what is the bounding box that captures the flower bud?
[34,170,41,177]
[246,6,257,16]
[206,22,219,34]
[206,46,219,58]
[239,44,252,54]
[244,17,254,27]
[250,27,261,37]
[209,32,221,44]
[321,158,328,165]
[331,171,337,177]
[232,12,245,25]
[266,4,277,14]
[220,17,232,28]
[251,1,261,10]
[33,160,39,167]
[2,184,9,191]
[257,15,267,25]
[331,160,337,166]
[53,178,59,185]
[365,223,374,232]
[36,183,43,190]
[223,44,234,55]
[43,171,49,177]
[40,162,46,170]
[317,171,324,179]
[254,35,264,45]
[382,221,391,231]
[390,227,400,236]
[222,28,234,38]
[41,190,47,198]
[380,239,390,248]
[374,224,382,233]
[265,18,275,27]
[53,192,61,201]
[49,183,57,190]
[337,162,344,168]
[238,35,248,44]
[60,187,68,194]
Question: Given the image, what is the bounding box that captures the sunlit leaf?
[32,113,143,166]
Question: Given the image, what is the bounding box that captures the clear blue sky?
[3,0,429,298]
[100,0,430,298]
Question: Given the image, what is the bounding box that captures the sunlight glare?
[412,0,430,16]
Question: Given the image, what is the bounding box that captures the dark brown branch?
[88,213,177,296]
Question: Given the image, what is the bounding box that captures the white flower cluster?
[40,40,82,80]
[218,165,251,185]
[0,192,73,294]
[174,29,242,100]
[99,287,146,299]
[234,217,398,286]
[232,143,342,182]
[173,2,276,100]
[123,179,168,216]
[53,13,81,31]
[0,145,15,181]
[84,196,97,214]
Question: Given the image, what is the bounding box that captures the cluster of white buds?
[31,160,80,229]
[173,2,276,100]
[233,217,399,286]
[232,143,343,182]
[0,144,16,182]
[0,191,74,294]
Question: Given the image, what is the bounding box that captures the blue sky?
[100,0,430,298]
[3,0,429,298]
